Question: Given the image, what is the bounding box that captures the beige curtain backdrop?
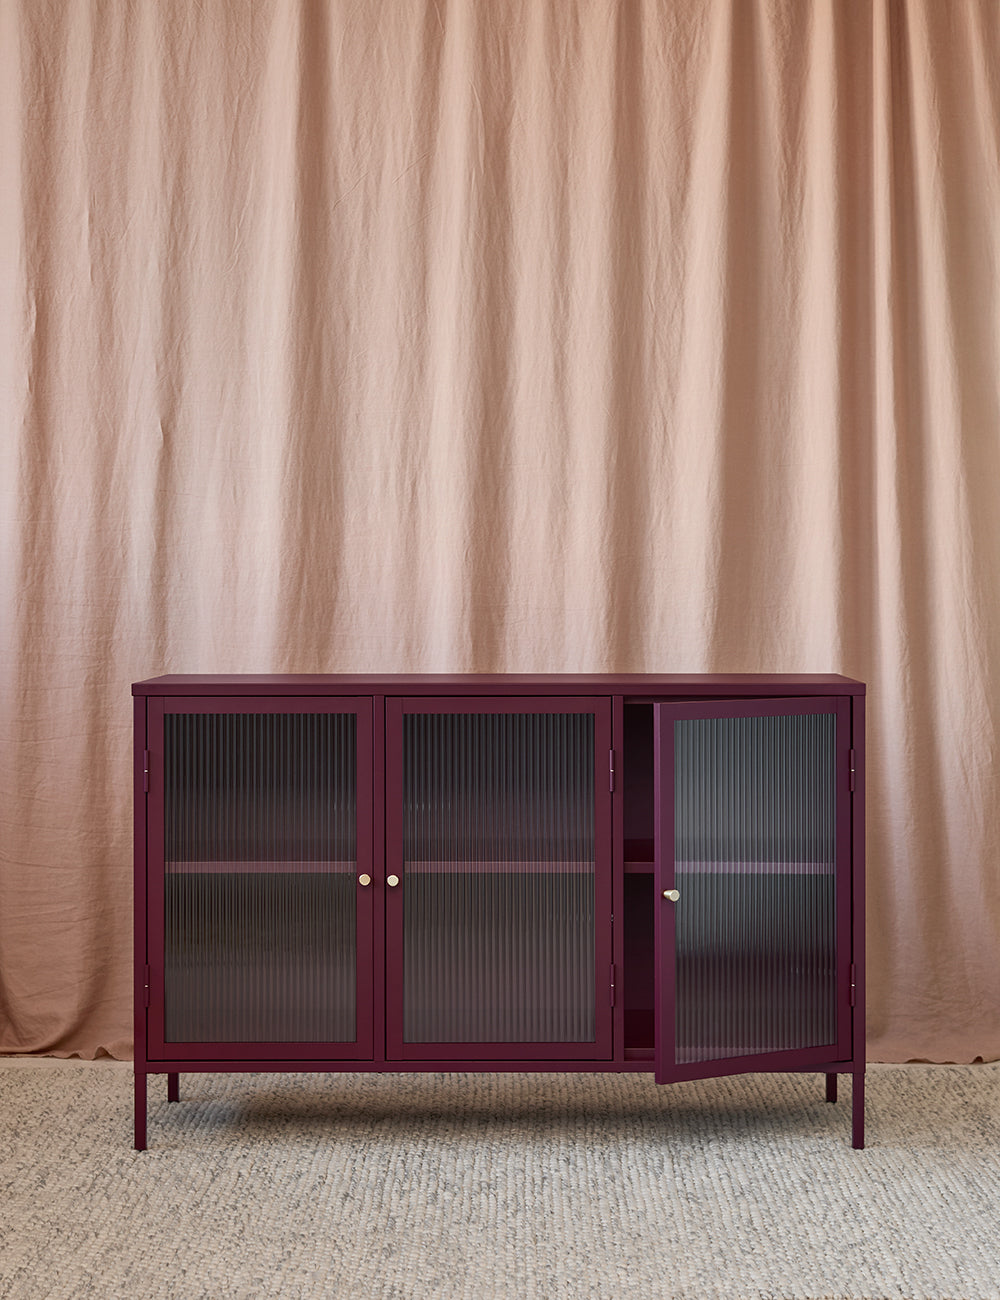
[1,0,998,1063]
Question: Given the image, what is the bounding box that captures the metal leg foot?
[825,1072,838,1104]
[134,1070,147,1151]
[167,1072,179,1102]
[852,1070,865,1148]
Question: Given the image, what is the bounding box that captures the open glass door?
[653,697,853,1083]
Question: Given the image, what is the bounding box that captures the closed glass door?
[146,697,374,1059]
[385,698,613,1060]
[653,698,853,1082]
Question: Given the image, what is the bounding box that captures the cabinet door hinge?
[609,963,616,1006]
[609,749,615,793]
[143,750,150,793]
[849,748,856,792]
[143,966,150,1008]
[849,963,857,1006]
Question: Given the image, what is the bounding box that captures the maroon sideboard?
[132,674,866,1149]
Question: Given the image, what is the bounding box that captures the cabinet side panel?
[852,695,866,1070]
[133,696,149,1069]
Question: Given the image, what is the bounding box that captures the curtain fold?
[1,0,998,1061]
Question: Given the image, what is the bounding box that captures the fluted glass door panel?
[386,700,612,1059]
[655,699,850,1079]
[152,700,371,1055]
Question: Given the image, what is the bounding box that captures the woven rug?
[1,1061,998,1299]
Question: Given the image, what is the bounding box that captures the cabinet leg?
[825,1072,837,1103]
[852,1070,865,1149]
[134,1070,147,1151]
[167,1072,180,1103]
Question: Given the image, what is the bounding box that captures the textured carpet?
[1,1061,998,1299]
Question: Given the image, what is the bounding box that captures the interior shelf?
[405,860,594,875]
[167,859,357,874]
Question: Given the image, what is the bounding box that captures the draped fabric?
[1,0,998,1062]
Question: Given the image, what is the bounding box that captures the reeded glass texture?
[402,712,595,1043]
[674,713,836,1063]
[163,712,357,1043]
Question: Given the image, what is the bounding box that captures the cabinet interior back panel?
[163,711,358,1043]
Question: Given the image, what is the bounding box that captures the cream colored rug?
[1,1061,997,1299]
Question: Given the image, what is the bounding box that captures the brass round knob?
[358,873,372,887]
[662,888,680,901]
[386,874,400,888]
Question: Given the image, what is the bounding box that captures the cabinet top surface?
[133,672,865,697]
